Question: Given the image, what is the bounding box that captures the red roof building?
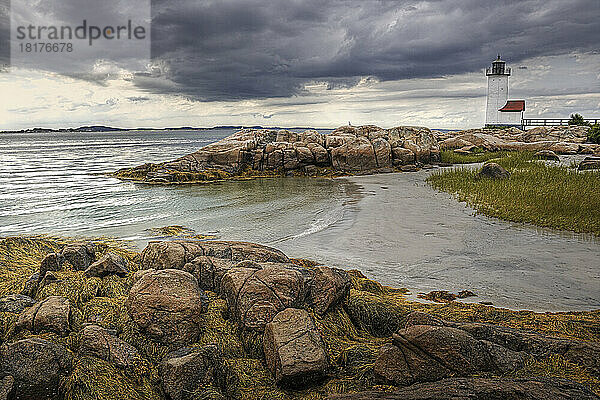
[499,100,525,112]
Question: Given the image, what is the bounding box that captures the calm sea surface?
[1,129,598,311]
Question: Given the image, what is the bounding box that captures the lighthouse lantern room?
[485,55,525,127]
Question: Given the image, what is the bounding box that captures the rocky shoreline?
[113,125,599,184]
[0,236,598,399]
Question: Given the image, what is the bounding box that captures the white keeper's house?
[485,55,525,127]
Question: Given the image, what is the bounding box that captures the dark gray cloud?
[137,0,599,101]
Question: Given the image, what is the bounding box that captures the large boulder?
[160,345,226,400]
[330,136,378,172]
[329,377,600,400]
[126,269,209,344]
[221,266,307,331]
[535,150,560,161]
[16,295,71,335]
[84,252,129,278]
[263,308,329,387]
[391,147,415,166]
[0,294,35,313]
[478,162,510,179]
[371,138,392,168]
[79,324,140,368]
[60,242,96,270]
[374,325,525,386]
[0,338,73,400]
[306,266,351,315]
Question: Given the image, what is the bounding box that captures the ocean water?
[1,129,599,311]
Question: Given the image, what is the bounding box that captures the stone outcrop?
[478,162,510,179]
[115,125,441,183]
[0,294,35,313]
[79,324,140,368]
[138,241,350,330]
[160,345,226,400]
[438,126,598,155]
[329,377,600,400]
[263,308,329,387]
[126,269,209,344]
[0,338,72,400]
[374,311,600,385]
[16,295,71,335]
[374,324,526,386]
[140,240,290,291]
[84,252,129,278]
[445,321,600,377]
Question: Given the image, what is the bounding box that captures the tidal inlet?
[1,1,599,399]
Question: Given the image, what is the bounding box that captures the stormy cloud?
[141,0,600,100]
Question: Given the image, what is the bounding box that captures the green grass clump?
[440,149,512,164]
[428,152,600,236]
[587,124,600,144]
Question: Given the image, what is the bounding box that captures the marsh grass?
[440,149,512,164]
[428,152,600,236]
[1,236,599,398]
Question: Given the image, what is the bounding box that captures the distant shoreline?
[0,125,337,134]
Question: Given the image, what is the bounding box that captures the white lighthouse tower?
[485,55,525,127]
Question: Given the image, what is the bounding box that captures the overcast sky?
[1,0,599,130]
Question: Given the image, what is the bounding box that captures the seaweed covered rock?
[445,321,600,377]
[478,162,510,179]
[329,377,600,399]
[79,324,140,368]
[60,241,96,270]
[84,252,129,278]
[263,308,329,387]
[20,272,39,297]
[126,269,209,344]
[160,345,226,400]
[374,325,525,386]
[16,295,71,335]
[38,252,64,281]
[0,294,35,313]
[0,338,72,400]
